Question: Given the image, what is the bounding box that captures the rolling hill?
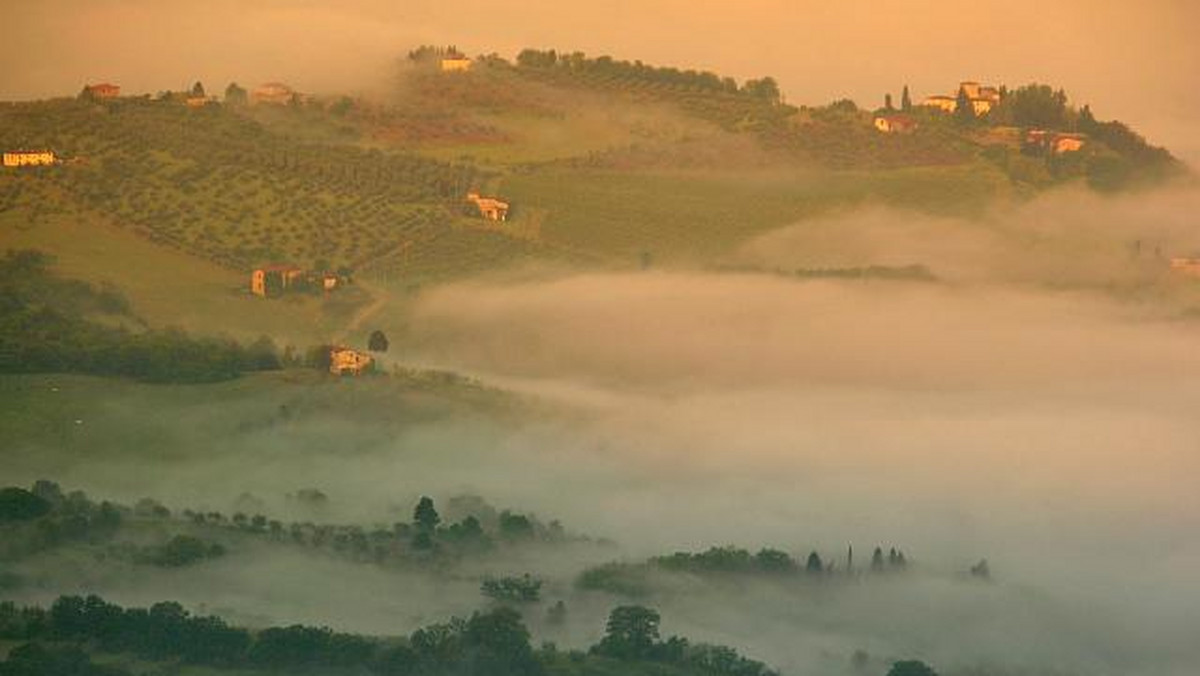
[0,46,1186,348]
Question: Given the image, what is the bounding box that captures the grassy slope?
[0,207,356,344]
[0,370,512,457]
[500,164,1014,263]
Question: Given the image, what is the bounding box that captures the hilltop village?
[871,80,1087,156]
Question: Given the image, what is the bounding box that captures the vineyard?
[0,98,539,276]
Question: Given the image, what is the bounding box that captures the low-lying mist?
[5,186,1199,675]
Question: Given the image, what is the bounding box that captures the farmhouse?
[329,346,373,376]
[1026,129,1086,154]
[3,150,56,168]
[970,98,994,115]
[1052,133,1086,153]
[252,82,296,105]
[923,81,1003,116]
[467,191,510,221]
[873,114,918,134]
[86,83,120,99]
[440,55,472,72]
[1169,258,1200,277]
[250,264,303,297]
[186,96,215,108]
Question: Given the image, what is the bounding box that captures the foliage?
[0,250,283,382]
[888,660,939,676]
[0,488,50,523]
[0,594,778,676]
[0,482,123,561]
[481,574,543,603]
[0,97,490,271]
[369,328,390,352]
[591,605,778,676]
[413,496,441,533]
[593,605,661,659]
[994,84,1069,129]
[0,643,129,676]
[134,534,226,568]
[576,562,655,598]
[653,546,798,574]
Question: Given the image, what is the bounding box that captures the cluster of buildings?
[251,82,301,105]
[3,150,57,167]
[249,264,342,297]
[85,83,121,99]
[871,80,1088,154]
[329,346,373,376]
[1024,129,1086,154]
[923,81,1002,116]
[1170,257,1200,278]
[440,54,473,72]
[466,191,510,221]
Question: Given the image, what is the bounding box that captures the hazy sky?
[2,0,1197,161]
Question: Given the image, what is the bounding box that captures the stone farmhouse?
[252,82,298,105]
[467,191,510,221]
[440,55,472,72]
[3,150,56,168]
[1025,129,1086,154]
[1169,257,1200,277]
[86,83,121,99]
[922,81,1002,116]
[873,114,918,134]
[329,346,373,376]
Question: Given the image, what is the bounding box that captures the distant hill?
[0,46,1187,342]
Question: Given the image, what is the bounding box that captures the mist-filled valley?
[3,7,1200,675]
[6,183,1199,675]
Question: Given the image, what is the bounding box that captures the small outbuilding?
[329,346,373,375]
[873,114,918,134]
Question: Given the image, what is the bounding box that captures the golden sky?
[3,0,1198,161]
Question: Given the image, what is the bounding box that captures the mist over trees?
[0,250,283,382]
[0,594,789,676]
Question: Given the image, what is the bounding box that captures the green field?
[500,164,1016,263]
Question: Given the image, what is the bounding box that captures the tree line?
[0,250,283,382]
[0,594,786,676]
[514,48,783,104]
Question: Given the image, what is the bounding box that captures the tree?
[0,487,51,523]
[884,93,894,111]
[888,659,939,676]
[871,547,885,572]
[546,600,567,625]
[742,76,781,104]
[969,559,991,579]
[901,85,912,111]
[224,82,248,106]
[498,511,534,540]
[413,496,440,533]
[954,86,974,124]
[594,606,660,659]
[481,575,542,603]
[1003,83,1070,129]
[754,548,797,573]
[805,551,824,574]
[191,81,206,98]
[368,330,389,352]
[461,608,542,676]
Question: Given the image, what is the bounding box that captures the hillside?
[0,47,1187,349]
